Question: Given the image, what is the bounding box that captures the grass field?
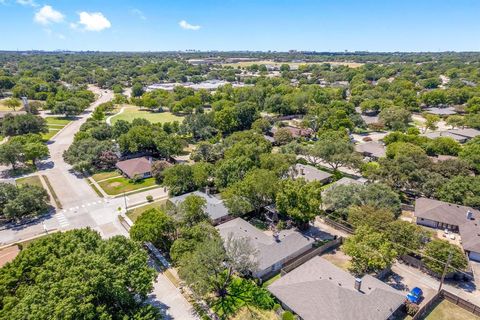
[42,116,72,141]
[110,105,184,124]
[16,175,43,188]
[424,300,479,320]
[97,176,158,196]
[91,171,121,182]
[126,199,168,222]
[222,60,364,68]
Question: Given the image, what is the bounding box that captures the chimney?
[467,210,474,220]
[273,232,280,242]
[354,278,362,291]
[300,167,305,175]
[205,186,210,196]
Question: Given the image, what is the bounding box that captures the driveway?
[148,272,199,320]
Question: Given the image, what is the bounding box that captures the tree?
[4,98,21,111]
[1,113,47,137]
[131,83,144,97]
[303,131,360,170]
[163,164,196,196]
[23,141,49,167]
[446,115,465,129]
[386,220,429,256]
[276,178,323,228]
[176,194,210,227]
[0,229,159,319]
[436,176,480,208]
[129,208,176,252]
[191,162,214,189]
[422,113,441,133]
[425,137,461,156]
[459,137,480,172]
[251,118,272,134]
[423,239,468,275]
[342,226,397,275]
[223,169,279,216]
[379,106,411,131]
[170,222,218,264]
[259,153,296,177]
[151,160,171,182]
[347,205,395,231]
[178,236,270,318]
[0,140,23,170]
[273,127,293,145]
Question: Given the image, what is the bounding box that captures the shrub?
[282,311,295,320]
[406,301,419,316]
[146,195,153,202]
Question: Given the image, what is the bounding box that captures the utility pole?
[438,251,453,292]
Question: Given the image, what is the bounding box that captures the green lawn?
[425,300,479,320]
[126,199,168,222]
[97,176,158,196]
[15,175,44,188]
[91,171,121,182]
[110,106,184,124]
[42,117,72,141]
[261,273,281,288]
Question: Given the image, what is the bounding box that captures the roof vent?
[467,210,474,220]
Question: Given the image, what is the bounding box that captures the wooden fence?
[412,289,480,319]
[280,237,344,275]
[324,217,354,234]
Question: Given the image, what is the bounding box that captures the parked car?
[406,287,423,304]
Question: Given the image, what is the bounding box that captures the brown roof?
[116,157,152,178]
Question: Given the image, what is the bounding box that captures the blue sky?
[0,0,479,52]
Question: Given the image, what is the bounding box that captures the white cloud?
[131,8,146,20]
[17,0,38,7]
[77,11,111,31]
[34,5,64,25]
[179,20,201,31]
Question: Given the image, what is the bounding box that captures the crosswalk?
[56,213,69,228]
[63,199,108,213]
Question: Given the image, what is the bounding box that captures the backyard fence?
[280,237,344,275]
[412,289,480,319]
[323,217,354,234]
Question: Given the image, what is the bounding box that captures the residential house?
[169,191,231,225]
[268,256,405,320]
[116,156,153,179]
[270,126,313,139]
[415,198,480,261]
[422,128,480,144]
[355,141,386,159]
[424,106,457,116]
[290,163,333,185]
[216,218,314,279]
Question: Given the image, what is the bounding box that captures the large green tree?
[130,208,176,252]
[0,229,159,320]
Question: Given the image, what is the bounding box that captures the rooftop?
[355,141,386,158]
[216,218,314,272]
[116,156,152,178]
[291,163,333,183]
[268,256,404,320]
[169,191,229,221]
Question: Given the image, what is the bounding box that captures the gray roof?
[424,107,457,115]
[448,128,480,139]
[415,197,480,253]
[216,218,314,272]
[321,177,366,196]
[169,191,229,221]
[355,141,386,158]
[268,256,404,320]
[421,131,468,143]
[291,164,332,183]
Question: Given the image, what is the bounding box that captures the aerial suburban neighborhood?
[1,1,480,320]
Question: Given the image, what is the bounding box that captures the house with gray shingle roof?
[216,217,314,279]
[290,163,332,184]
[268,256,405,320]
[355,141,386,159]
[415,197,480,261]
[169,191,231,225]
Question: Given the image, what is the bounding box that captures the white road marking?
[56,213,69,228]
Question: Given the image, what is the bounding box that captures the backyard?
[424,300,479,320]
[42,116,73,141]
[109,105,184,124]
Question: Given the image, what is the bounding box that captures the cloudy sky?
[0,0,479,52]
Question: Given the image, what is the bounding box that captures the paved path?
[148,272,199,320]
[106,105,126,125]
